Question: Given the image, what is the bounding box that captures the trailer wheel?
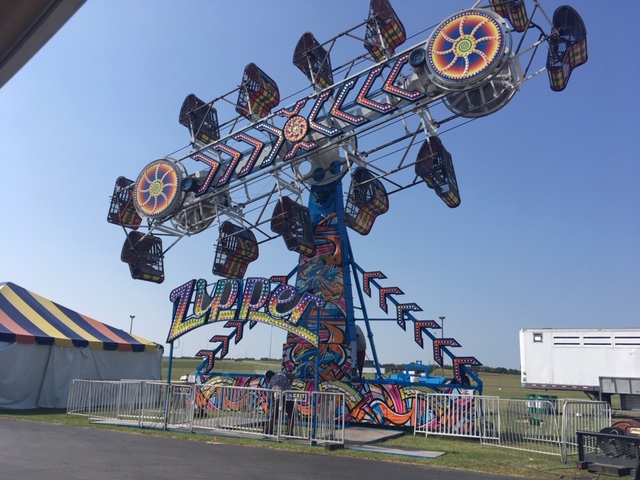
[597,427,625,457]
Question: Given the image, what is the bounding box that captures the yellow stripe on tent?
[130,333,159,352]
[29,291,104,349]
[1,288,70,345]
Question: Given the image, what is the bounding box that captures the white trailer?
[520,328,640,408]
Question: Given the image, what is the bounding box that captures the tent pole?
[167,341,174,384]
[163,341,175,431]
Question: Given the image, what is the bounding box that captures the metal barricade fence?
[67,379,93,415]
[561,400,611,464]
[309,390,346,445]
[67,379,195,429]
[68,380,343,444]
[477,398,612,459]
[164,382,196,427]
[190,384,269,437]
[67,380,609,454]
[190,385,344,445]
[285,391,313,441]
[67,379,142,424]
[413,393,500,440]
[480,398,562,455]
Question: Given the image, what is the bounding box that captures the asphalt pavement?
[0,418,537,480]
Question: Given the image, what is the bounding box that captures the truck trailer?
[520,328,640,409]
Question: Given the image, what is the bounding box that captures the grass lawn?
[163,358,283,381]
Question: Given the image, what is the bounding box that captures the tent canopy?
[0,281,163,409]
[0,282,160,352]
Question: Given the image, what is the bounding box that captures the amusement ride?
[107,0,587,426]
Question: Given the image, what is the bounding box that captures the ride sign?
[167,277,324,345]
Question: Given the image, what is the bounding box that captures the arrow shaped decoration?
[433,338,460,365]
[276,98,308,117]
[234,133,265,177]
[224,320,245,344]
[269,275,287,285]
[211,335,230,358]
[453,357,482,382]
[195,349,215,372]
[362,271,386,296]
[396,303,422,330]
[413,320,440,348]
[378,286,403,313]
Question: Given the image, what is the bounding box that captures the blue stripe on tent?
[9,284,88,343]
[55,302,143,347]
[0,323,14,338]
[0,293,52,344]
[0,332,16,342]
[1,282,161,352]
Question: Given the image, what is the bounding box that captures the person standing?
[264,370,295,435]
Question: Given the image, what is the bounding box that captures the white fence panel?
[67,379,194,429]
[67,380,142,425]
[191,384,270,437]
[162,382,195,428]
[413,393,500,440]
[68,380,611,456]
[309,391,345,445]
[480,398,562,456]
[480,398,612,460]
[561,400,611,464]
[190,385,344,445]
[67,379,93,415]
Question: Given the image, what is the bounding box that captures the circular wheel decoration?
[283,115,309,143]
[426,9,508,90]
[133,159,184,219]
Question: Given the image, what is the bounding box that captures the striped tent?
[0,282,163,409]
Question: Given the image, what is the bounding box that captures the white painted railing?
[67,380,344,445]
[561,400,611,464]
[480,397,562,455]
[412,392,610,460]
[67,379,187,429]
[68,380,608,456]
[193,384,344,444]
[413,392,500,440]
[480,398,611,459]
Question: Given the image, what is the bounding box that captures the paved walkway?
[344,426,445,459]
[0,418,536,480]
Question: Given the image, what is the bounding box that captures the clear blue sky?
[1,1,637,370]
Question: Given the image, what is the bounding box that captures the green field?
[165,359,599,403]
[164,358,282,381]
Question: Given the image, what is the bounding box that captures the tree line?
[232,357,521,375]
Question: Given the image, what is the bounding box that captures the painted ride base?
[196,373,452,428]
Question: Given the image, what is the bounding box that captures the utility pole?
[129,315,135,334]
